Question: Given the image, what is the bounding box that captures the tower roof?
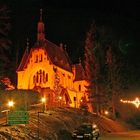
[37,9,45,41]
[17,40,72,72]
[74,63,86,81]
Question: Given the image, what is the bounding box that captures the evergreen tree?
[106,44,123,119]
[84,22,103,114]
[0,4,12,79]
[53,67,61,106]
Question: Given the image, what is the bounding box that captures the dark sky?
[4,0,140,63]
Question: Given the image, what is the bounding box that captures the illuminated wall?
[17,10,91,110]
[17,47,89,109]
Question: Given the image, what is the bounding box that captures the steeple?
[37,9,45,41]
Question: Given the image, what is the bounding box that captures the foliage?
[84,23,108,114]
[0,89,40,111]
[79,96,88,113]
[84,22,98,112]
[0,77,15,90]
[84,21,125,117]
[126,112,140,129]
[0,4,12,78]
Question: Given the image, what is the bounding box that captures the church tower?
[37,9,45,41]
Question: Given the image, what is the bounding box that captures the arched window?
[79,85,81,91]
[36,72,39,83]
[33,75,36,84]
[46,73,48,82]
[43,71,46,83]
[40,70,42,83]
[39,54,43,62]
[35,55,38,63]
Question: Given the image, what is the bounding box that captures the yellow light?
[93,124,97,128]
[104,110,109,115]
[59,96,62,100]
[41,97,46,103]
[8,101,14,107]
[120,97,140,108]
[132,98,140,108]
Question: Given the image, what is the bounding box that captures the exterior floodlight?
[8,101,14,108]
[59,96,62,100]
[41,97,46,103]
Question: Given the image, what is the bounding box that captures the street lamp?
[58,96,62,107]
[6,100,14,125]
[104,110,109,115]
[41,97,46,112]
[37,97,46,139]
[8,101,14,109]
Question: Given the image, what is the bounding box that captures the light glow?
[120,97,140,108]
[59,96,62,100]
[41,97,46,103]
[104,110,109,115]
[8,101,14,107]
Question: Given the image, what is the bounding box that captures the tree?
[84,22,104,114]
[0,4,12,79]
[106,44,123,119]
[0,77,15,90]
[53,67,61,106]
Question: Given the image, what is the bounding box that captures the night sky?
[3,0,140,63]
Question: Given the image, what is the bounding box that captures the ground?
[0,107,139,140]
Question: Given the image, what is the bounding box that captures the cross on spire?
[40,8,43,21]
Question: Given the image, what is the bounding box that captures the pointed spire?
[64,44,67,51]
[26,38,29,54]
[26,38,29,48]
[37,9,45,42]
[40,8,43,21]
[79,57,81,64]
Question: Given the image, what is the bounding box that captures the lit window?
[39,54,43,62]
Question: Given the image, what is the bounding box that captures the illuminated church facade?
[17,10,92,111]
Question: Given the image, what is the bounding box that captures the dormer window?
[39,54,43,62]
[35,55,38,63]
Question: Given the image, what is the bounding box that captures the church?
[17,10,92,111]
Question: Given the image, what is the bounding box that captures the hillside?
[0,107,129,140]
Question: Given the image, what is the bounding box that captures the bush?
[126,112,140,129]
[0,89,40,111]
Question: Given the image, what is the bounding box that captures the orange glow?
[104,110,109,115]
[120,97,140,108]
[41,97,46,103]
[16,11,92,112]
[8,101,14,108]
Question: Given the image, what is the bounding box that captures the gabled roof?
[74,63,86,81]
[17,40,72,72]
[17,47,29,71]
